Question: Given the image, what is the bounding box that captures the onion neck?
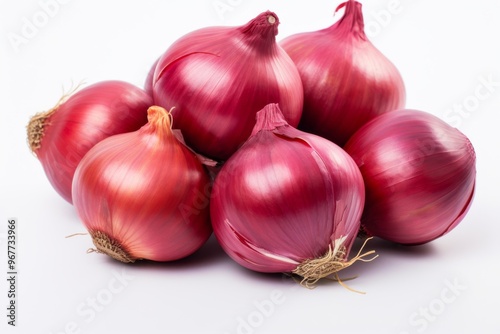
[145,105,174,140]
[251,103,289,136]
[238,11,279,51]
[330,0,367,40]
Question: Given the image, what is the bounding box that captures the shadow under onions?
[359,236,438,257]
[85,235,439,289]
[337,236,438,280]
[98,235,229,271]
[237,267,293,285]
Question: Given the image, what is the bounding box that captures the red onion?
[280,0,406,146]
[27,81,152,203]
[152,11,303,161]
[210,103,374,287]
[344,110,476,245]
[72,106,212,262]
[144,57,159,98]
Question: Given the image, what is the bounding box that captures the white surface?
[1,0,499,333]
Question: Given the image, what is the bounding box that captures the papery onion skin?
[72,106,212,262]
[27,81,152,204]
[152,11,303,161]
[344,109,476,245]
[210,103,365,273]
[280,0,406,147]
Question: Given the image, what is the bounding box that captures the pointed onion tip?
[335,0,360,14]
[240,11,279,38]
[332,0,365,38]
[146,105,174,135]
[258,11,279,26]
[251,103,289,135]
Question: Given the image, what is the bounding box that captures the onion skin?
[144,57,159,98]
[210,104,365,276]
[280,0,406,146]
[27,81,152,204]
[152,11,303,161]
[344,110,476,245]
[72,106,212,262]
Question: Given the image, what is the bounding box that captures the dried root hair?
[26,82,84,155]
[292,237,378,293]
[88,230,137,263]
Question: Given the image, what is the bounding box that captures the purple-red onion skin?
[280,0,406,146]
[144,57,159,98]
[152,12,303,161]
[344,110,476,245]
[210,104,364,273]
[72,106,212,262]
[31,81,152,204]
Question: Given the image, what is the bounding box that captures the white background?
[1,0,499,333]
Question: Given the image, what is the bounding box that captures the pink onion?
[210,103,373,287]
[72,106,212,262]
[280,0,406,146]
[27,81,152,203]
[344,110,476,245]
[152,11,303,161]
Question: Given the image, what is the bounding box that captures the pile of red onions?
[27,3,477,287]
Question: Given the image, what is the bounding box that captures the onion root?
[88,230,137,263]
[27,106,57,154]
[26,84,82,155]
[292,237,377,290]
